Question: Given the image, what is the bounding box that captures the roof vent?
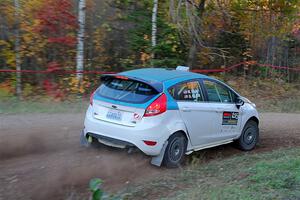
[176,66,190,71]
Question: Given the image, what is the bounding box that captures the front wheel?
[163,132,187,168]
[236,120,259,151]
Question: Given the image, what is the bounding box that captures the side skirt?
[185,139,233,155]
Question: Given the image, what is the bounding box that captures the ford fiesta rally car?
[81,67,259,167]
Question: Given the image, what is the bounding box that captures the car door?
[202,79,242,140]
[168,80,217,147]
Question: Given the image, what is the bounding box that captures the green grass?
[0,98,88,114]
[123,148,300,200]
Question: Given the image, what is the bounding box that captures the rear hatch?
[91,75,161,127]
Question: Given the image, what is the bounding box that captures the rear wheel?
[236,120,259,151]
[163,132,187,168]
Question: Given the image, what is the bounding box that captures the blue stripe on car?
[96,68,214,110]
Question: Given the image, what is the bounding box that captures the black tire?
[236,120,259,151]
[163,132,187,168]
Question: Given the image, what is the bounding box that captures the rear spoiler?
[100,74,163,93]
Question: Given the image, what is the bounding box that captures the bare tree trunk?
[169,0,176,22]
[187,41,197,68]
[186,0,206,69]
[185,1,195,68]
[285,45,289,82]
[14,0,21,98]
[151,0,158,62]
[76,0,86,81]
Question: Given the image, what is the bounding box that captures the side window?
[203,80,236,103]
[169,81,204,102]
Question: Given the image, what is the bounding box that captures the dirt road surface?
[0,113,299,200]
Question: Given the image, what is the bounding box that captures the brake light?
[144,93,167,117]
[143,140,157,146]
[115,75,128,80]
[90,91,95,106]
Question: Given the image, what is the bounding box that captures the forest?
[0,0,300,99]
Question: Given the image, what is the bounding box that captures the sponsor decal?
[222,112,239,125]
[131,113,142,124]
[133,113,141,120]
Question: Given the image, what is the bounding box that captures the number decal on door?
[222,112,239,125]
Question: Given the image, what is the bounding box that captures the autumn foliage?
[0,0,300,100]
[36,0,77,47]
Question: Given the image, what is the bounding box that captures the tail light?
[143,140,157,146]
[90,91,95,106]
[144,93,167,117]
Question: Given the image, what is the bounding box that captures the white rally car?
[81,68,259,167]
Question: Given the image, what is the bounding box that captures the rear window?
[97,78,158,103]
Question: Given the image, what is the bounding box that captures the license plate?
[106,109,122,121]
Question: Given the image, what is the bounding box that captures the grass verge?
[123,148,300,200]
[1,77,299,114]
[257,97,300,113]
[0,98,88,114]
[1,96,299,114]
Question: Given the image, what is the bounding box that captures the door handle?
[182,107,191,112]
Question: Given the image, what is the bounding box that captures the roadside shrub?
[89,178,103,200]
[89,178,122,200]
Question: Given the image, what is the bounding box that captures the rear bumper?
[83,106,170,156]
[88,132,135,148]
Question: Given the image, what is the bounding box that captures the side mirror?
[235,97,244,109]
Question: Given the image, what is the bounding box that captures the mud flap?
[150,141,168,167]
[80,130,89,147]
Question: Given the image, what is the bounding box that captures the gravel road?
[0,113,299,199]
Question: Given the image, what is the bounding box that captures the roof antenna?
[176,66,190,71]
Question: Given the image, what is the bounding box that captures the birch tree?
[14,0,21,98]
[76,0,86,81]
[151,0,158,61]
